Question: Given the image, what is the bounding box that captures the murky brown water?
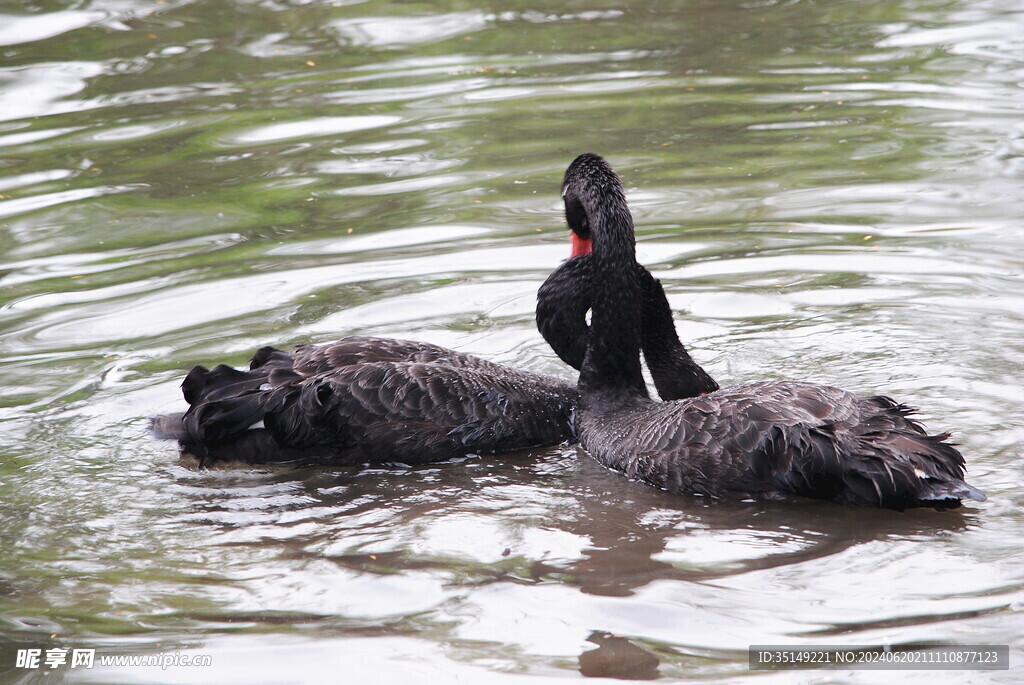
[1,0,1022,682]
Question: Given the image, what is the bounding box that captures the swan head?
[561,153,631,258]
[562,174,592,256]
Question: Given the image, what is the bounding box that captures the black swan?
[153,247,717,466]
[561,152,985,510]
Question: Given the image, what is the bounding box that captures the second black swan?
[153,244,717,466]
[560,153,985,510]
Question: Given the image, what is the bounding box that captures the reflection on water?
[1,0,1023,682]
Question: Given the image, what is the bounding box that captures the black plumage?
[154,254,716,466]
[537,255,718,401]
[562,153,985,510]
[154,336,575,466]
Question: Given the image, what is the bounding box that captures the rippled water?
[1,0,1022,682]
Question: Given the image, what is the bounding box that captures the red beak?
[570,233,592,257]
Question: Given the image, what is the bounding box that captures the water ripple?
[0,0,1021,682]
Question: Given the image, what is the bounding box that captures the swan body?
[578,381,982,509]
[562,152,984,510]
[154,252,716,466]
[154,336,576,466]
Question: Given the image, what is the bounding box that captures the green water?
[1,0,1022,682]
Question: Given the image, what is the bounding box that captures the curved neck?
[536,257,591,370]
[639,270,719,399]
[537,255,719,399]
[579,191,648,404]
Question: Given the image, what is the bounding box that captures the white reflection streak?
[0,184,143,220]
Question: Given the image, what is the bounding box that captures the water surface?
[1,0,1022,682]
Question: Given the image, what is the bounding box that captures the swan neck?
[579,198,648,402]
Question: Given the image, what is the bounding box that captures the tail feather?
[188,364,268,402]
[251,346,291,370]
[183,394,269,444]
[756,399,983,510]
[181,365,209,405]
[917,478,987,505]
[835,420,980,511]
[171,363,281,450]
